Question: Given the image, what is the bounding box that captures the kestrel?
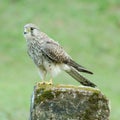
[23,23,96,87]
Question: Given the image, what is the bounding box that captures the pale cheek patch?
[33,29,40,36]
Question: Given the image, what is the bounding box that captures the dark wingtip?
[86,71,93,74]
[89,82,97,88]
[81,69,93,75]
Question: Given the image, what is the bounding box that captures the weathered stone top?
[35,84,101,102]
[30,84,110,120]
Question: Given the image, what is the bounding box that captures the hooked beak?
[24,31,27,34]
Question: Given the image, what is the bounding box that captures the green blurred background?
[0,0,120,119]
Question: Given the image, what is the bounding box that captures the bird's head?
[23,23,40,39]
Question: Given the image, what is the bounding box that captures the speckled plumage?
[23,23,96,87]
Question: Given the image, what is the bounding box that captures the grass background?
[0,0,120,119]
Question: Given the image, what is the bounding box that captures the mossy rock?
[30,84,110,120]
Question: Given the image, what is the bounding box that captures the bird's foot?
[36,80,53,87]
[48,78,53,85]
[36,81,45,86]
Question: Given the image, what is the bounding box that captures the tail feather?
[67,59,93,74]
[66,67,96,87]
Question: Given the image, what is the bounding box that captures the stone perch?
[29,84,110,120]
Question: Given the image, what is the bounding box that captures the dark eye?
[31,27,34,30]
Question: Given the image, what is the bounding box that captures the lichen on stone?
[30,83,110,120]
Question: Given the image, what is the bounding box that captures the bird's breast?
[27,42,43,66]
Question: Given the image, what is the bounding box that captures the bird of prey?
[23,23,96,87]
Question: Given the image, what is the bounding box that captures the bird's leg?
[37,69,47,86]
[37,69,53,86]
